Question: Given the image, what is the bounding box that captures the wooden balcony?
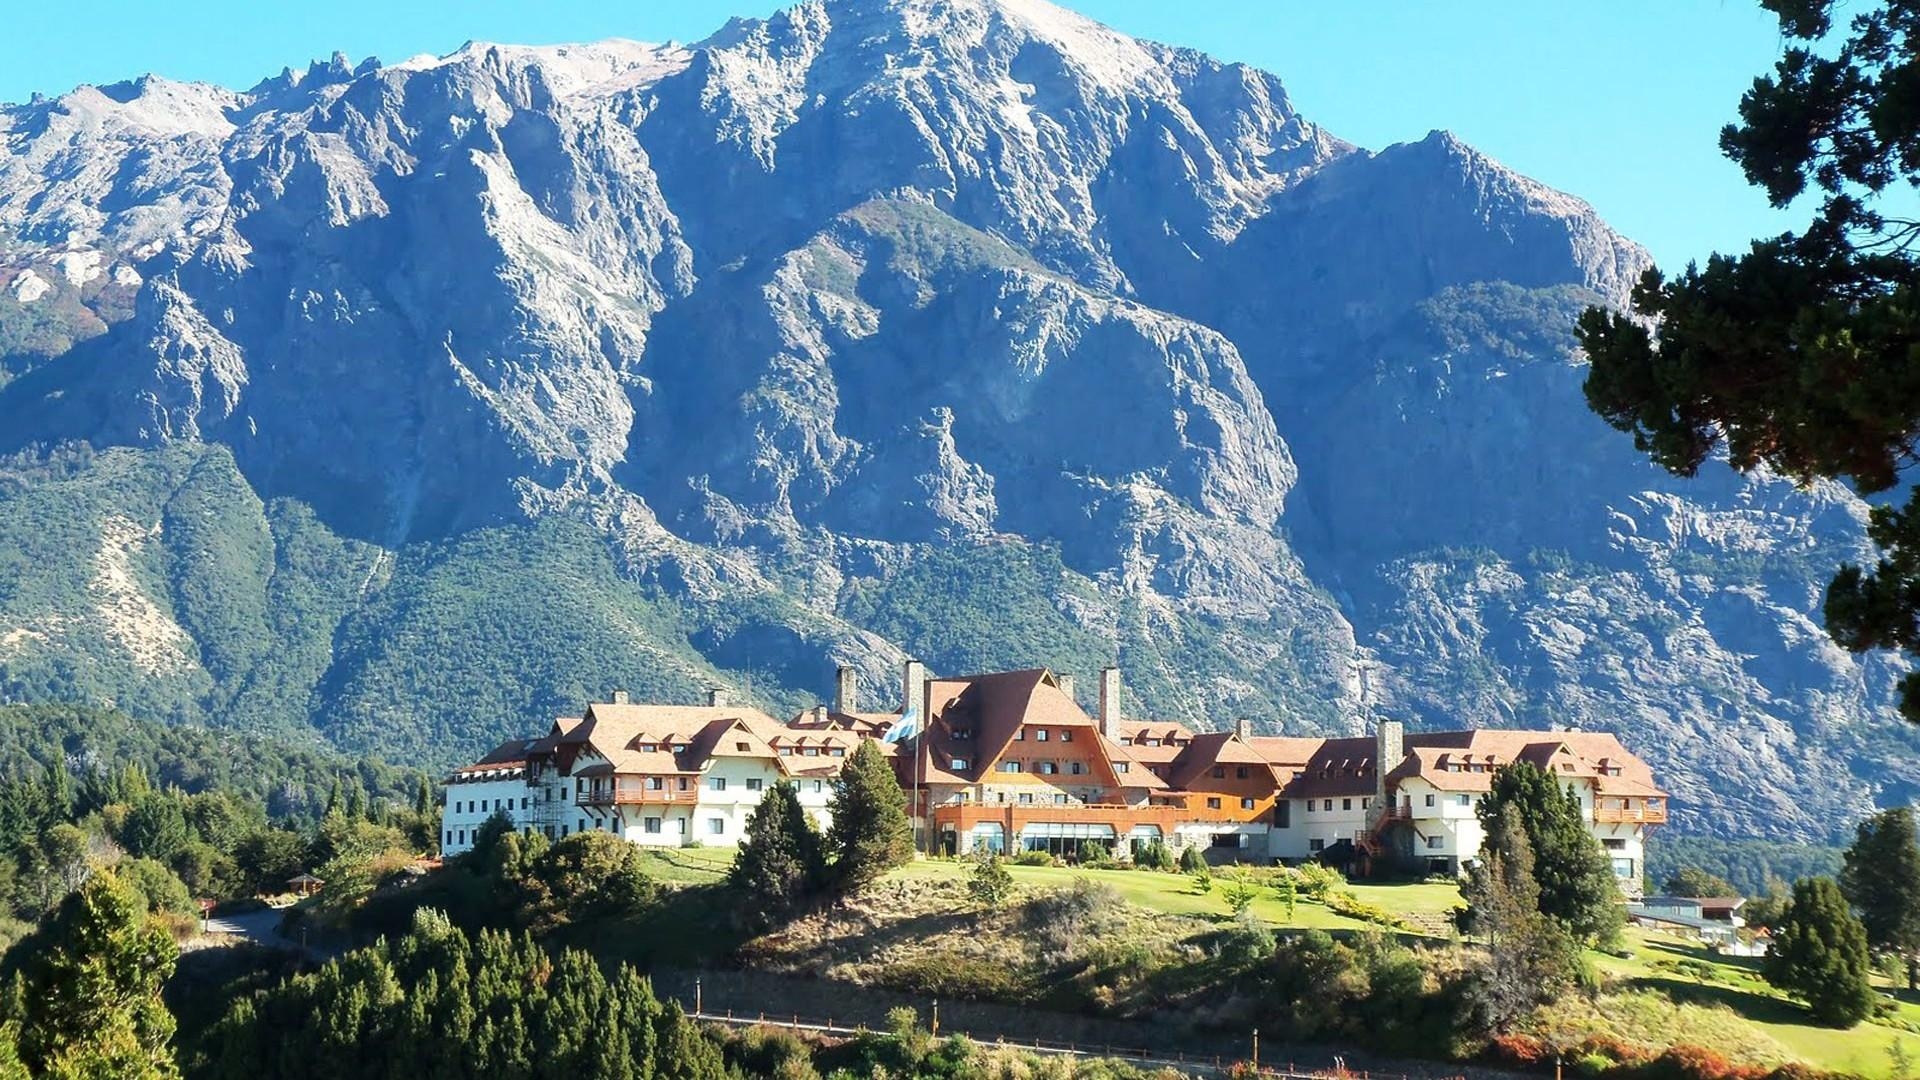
[577,784,699,807]
[1592,802,1667,824]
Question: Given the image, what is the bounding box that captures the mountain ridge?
[0,0,1910,842]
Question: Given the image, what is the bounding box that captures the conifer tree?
[825,739,913,890]
[1840,807,1920,989]
[18,871,179,1079]
[1460,807,1581,1033]
[729,780,826,925]
[1478,762,1623,944]
[1765,876,1876,1027]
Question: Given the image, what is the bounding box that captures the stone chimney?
[903,659,926,721]
[835,666,858,714]
[707,687,729,708]
[1234,717,1250,741]
[1057,674,1076,704]
[812,704,828,725]
[1098,666,1121,737]
[611,689,630,705]
[1376,718,1404,805]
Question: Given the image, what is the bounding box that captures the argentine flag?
[881,705,921,744]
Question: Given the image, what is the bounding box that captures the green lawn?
[1585,928,1920,1078]
[636,846,733,885]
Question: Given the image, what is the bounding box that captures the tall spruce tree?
[1574,1,1920,718]
[18,871,180,1079]
[826,739,914,890]
[1840,807,1920,988]
[1461,807,1581,1032]
[729,780,826,926]
[1764,876,1877,1027]
[1478,762,1624,944]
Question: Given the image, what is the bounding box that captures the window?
[1053,794,1069,805]
[1001,761,1022,773]
[952,728,972,741]
[494,798,503,811]
[1275,800,1291,828]
[1018,793,1034,805]
[811,781,823,793]
[674,818,687,835]
[710,777,728,792]
[1426,835,1443,850]
[672,743,688,753]
[708,818,725,835]
[1211,766,1226,778]
[779,747,793,755]
[1241,797,1256,810]
[578,818,586,832]
[1144,738,1161,747]
[1206,797,1222,809]
[830,747,845,757]
[1309,838,1324,852]
[445,830,453,846]
[1424,794,1436,807]
[1038,762,1057,775]
[1015,730,1025,741]
[1456,794,1470,806]
[677,778,690,791]
[1322,799,1333,811]
[1602,838,1626,850]
[458,830,466,845]
[645,818,662,834]
[1036,729,1049,742]
[1342,798,1352,811]
[1115,762,1129,773]
[803,747,819,756]
[1236,766,1249,779]
[640,743,656,752]
[1361,797,1371,809]
[560,825,569,837]
[647,777,664,790]
[746,778,763,792]
[736,741,750,752]
[1060,730,1072,742]
[1069,762,1084,775]
[951,758,969,770]
[520,797,528,810]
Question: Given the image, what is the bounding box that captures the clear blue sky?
[3,0,1810,269]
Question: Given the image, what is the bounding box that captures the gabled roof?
[1282,736,1378,798]
[1097,733,1168,789]
[1165,732,1280,790]
[450,737,536,778]
[561,701,787,776]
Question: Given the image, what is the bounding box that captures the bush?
[1178,845,1206,873]
[1013,850,1055,866]
[1295,862,1345,900]
[1222,870,1260,917]
[1079,840,1115,868]
[1190,869,1214,895]
[1133,838,1175,871]
[1324,889,1407,929]
[1214,910,1275,967]
[1023,878,1120,957]
[967,853,1015,909]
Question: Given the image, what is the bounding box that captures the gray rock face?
[0,0,1913,839]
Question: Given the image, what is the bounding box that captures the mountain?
[0,0,1911,841]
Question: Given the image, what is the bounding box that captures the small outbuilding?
[285,872,325,897]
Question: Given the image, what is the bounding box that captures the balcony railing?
[1591,805,1668,824]
[577,784,699,807]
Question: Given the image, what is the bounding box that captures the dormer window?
[736,742,751,752]
[1145,738,1161,747]
[640,743,657,753]
[1115,762,1129,773]
[672,744,688,753]
[952,728,972,741]
[830,747,845,757]
[951,758,969,770]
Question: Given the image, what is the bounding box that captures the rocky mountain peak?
[0,0,1911,840]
